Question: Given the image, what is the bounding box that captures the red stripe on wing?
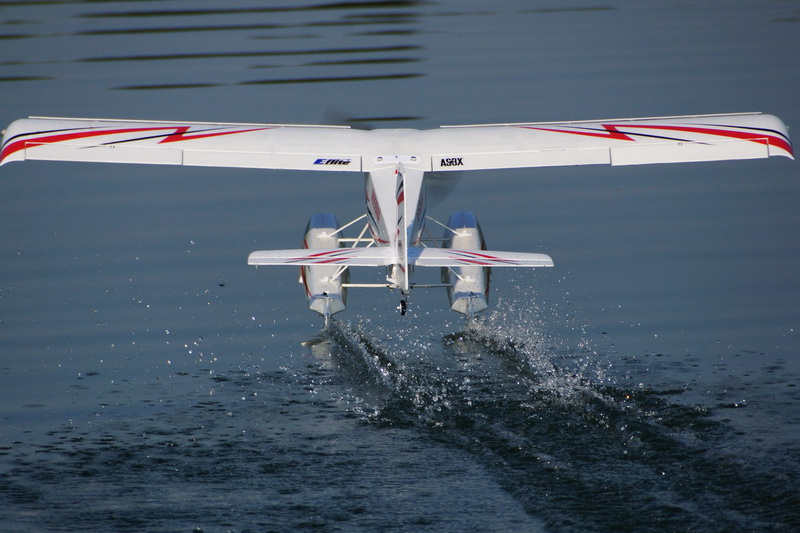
[1,126,173,162]
[1,125,273,163]
[630,124,793,156]
[522,123,792,156]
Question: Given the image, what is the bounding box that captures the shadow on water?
[319,317,800,532]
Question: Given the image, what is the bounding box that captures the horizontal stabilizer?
[248,247,394,267]
[411,248,554,268]
[248,246,553,268]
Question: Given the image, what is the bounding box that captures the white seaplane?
[1,113,792,321]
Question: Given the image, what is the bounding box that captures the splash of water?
[314,304,797,532]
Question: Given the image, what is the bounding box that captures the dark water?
[2,1,799,531]
[3,314,798,531]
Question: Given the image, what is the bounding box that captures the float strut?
[322,292,331,329]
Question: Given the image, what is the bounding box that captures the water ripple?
[77,2,424,20]
[78,44,422,63]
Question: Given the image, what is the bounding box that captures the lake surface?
[1,1,799,531]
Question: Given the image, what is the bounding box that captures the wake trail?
[317,314,797,532]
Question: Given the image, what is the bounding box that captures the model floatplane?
[1,113,792,321]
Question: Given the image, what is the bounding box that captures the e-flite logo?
[314,158,351,166]
[440,157,463,167]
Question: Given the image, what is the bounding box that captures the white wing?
[423,112,793,171]
[0,117,368,171]
[1,113,792,171]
